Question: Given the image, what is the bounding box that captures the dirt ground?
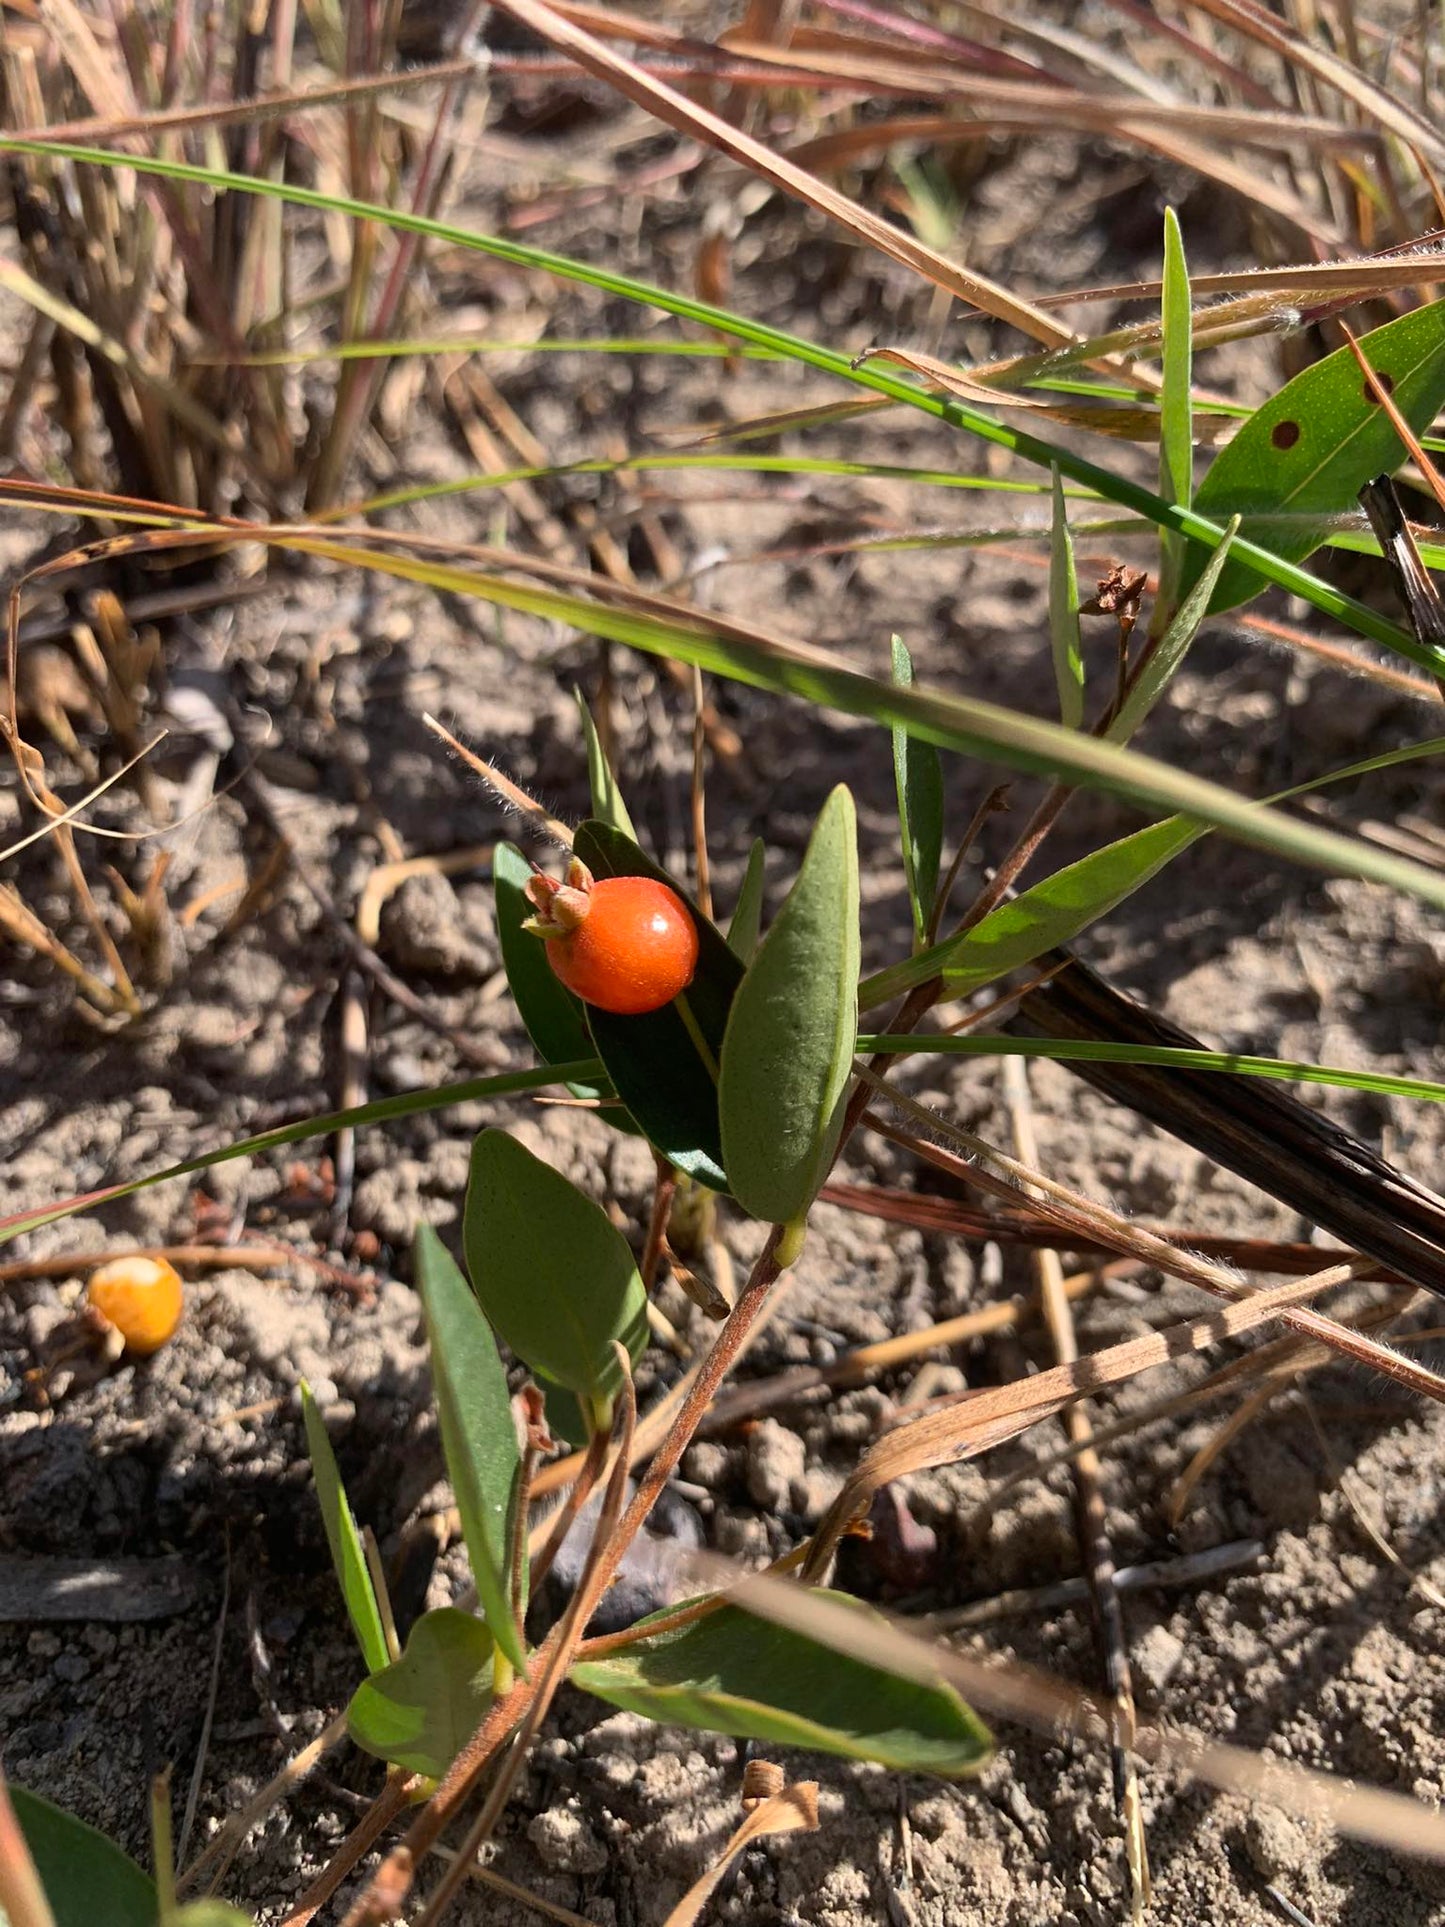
[5,78,1445,1927]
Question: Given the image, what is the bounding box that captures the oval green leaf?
[413,1224,527,1670]
[1185,298,1445,611]
[571,1593,992,1778]
[347,1607,493,1780]
[301,1382,390,1676]
[464,1127,648,1400]
[890,638,945,942]
[573,819,744,1190]
[719,785,859,1225]
[10,1785,156,1927]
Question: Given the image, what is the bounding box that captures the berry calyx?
[524,859,699,1016]
[85,1255,184,1356]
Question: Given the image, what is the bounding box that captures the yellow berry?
[86,1255,184,1356]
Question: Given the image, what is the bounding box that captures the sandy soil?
[4,80,1445,1927]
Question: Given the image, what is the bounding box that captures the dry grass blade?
[863,1092,1445,1403]
[660,1780,820,1927]
[803,1265,1360,1579]
[484,0,1075,348]
[1179,0,1445,166]
[682,1560,1445,1862]
[9,57,478,144]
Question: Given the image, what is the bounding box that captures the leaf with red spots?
[1183,299,1445,612]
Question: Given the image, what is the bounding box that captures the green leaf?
[493,842,596,1079]
[172,1907,253,1926]
[727,838,767,964]
[719,786,860,1225]
[936,816,1201,998]
[301,1383,390,1676]
[347,1608,493,1780]
[10,1786,156,1927]
[854,1029,1445,1107]
[573,819,743,1190]
[3,134,1435,670]
[890,638,945,943]
[412,1225,526,1670]
[571,1594,991,1778]
[1106,518,1239,746]
[576,689,637,839]
[1047,470,1085,729]
[1,1057,605,1249]
[1157,207,1193,613]
[536,1372,593,1448]
[1185,298,1445,611]
[464,1128,648,1401]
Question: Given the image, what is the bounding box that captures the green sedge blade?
[301,1383,390,1676]
[1047,471,1085,729]
[413,1225,526,1669]
[576,688,637,839]
[890,637,945,942]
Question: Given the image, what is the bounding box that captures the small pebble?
[527,1803,609,1875]
[745,1419,807,1511]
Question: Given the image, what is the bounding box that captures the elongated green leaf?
[10,1786,155,1927]
[173,1905,252,1926]
[927,817,1201,1003]
[301,1384,390,1676]
[1186,299,1445,611]
[855,1031,1445,1106]
[719,787,860,1226]
[890,637,945,942]
[347,1608,493,1780]
[571,1594,991,1777]
[573,819,743,1189]
[1047,471,1085,729]
[576,690,637,839]
[300,541,1445,919]
[0,1058,604,1248]
[1106,518,1238,745]
[1157,207,1193,613]
[727,838,767,963]
[464,1129,648,1401]
[2,135,1435,671]
[413,1225,526,1669]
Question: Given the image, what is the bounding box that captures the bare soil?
[4,96,1445,1927]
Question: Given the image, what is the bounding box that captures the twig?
[1001,1056,1149,1917]
[924,1538,1265,1630]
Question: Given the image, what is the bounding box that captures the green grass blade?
[861,817,1201,1010]
[413,1226,526,1669]
[1106,518,1239,745]
[0,1059,603,1247]
[856,1032,1445,1107]
[576,689,636,839]
[296,539,1445,918]
[1047,469,1085,729]
[301,1384,391,1675]
[890,637,945,943]
[0,137,1436,671]
[1157,208,1193,620]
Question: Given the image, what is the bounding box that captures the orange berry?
[86,1255,183,1356]
[525,862,699,1016]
